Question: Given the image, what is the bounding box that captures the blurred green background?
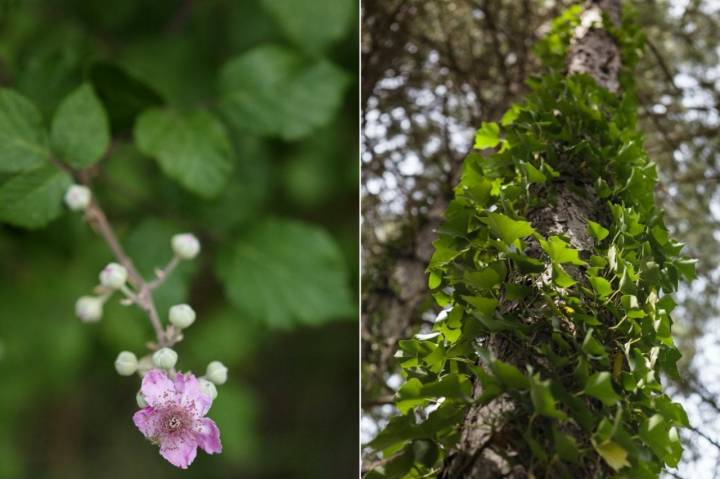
[0,0,358,478]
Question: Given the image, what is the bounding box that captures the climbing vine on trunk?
[366,3,692,478]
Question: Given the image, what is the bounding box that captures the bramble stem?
[83,191,174,348]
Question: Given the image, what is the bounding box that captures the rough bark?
[439,1,621,477]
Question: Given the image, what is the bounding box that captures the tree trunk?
[440,1,621,477]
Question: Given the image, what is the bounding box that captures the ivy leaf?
[594,441,629,470]
[219,45,349,141]
[0,165,72,228]
[51,83,110,168]
[482,212,535,245]
[540,236,587,266]
[589,275,613,299]
[639,415,682,467]
[216,219,354,328]
[584,372,620,406]
[587,220,610,242]
[473,122,500,149]
[553,428,580,462]
[134,108,233,198]
[530,375,567,419]
[490,360,530,390]
[260,0,354,53]
[0,88,50,173]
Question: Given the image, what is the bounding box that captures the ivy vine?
[367,5,693,479]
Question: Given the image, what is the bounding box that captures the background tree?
[0,1,358,477]
[362,1,720,477]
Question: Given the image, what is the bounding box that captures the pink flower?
[133,369,222,468]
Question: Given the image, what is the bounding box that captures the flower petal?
[133,407,159,439]
[174,371,212,417]
[194,417,222,454]
[141,369,177,408]
[159,433,198,469]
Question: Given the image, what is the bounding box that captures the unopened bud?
[99,262,128,289]
[169,304,196,329]
[114,351,138,376]
[64,184,91,211]
[199,378,218,401]
[206,361,228,385]
[75,296,103,322]
[136,391,148,408]
[137,355,154,376]
[171,233,200,260]
[152,347,178,369]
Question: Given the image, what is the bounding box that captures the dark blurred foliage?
[0,0,358,478]
[361,0,720,476]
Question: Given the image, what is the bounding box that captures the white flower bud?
[114,351,138,376]
[64,184,91,211]
[198,378,218,401]
[99,262,128,289]
[206,361,228,385]
[75,295,103,322]
[137,355,154,376]
[171,233,200,260]
[168,304,196,329]
[152,347,178,369]
[136,391,148,408]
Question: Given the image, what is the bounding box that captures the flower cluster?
[66,184,228,468]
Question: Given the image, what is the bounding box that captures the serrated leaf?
[134,108,233,198]
[216,219,354,327]
[474,122,500,149]
[0,165,71,228]
[0,88,50,173]
[219,45,349,141]
[260,0,354,53]
[584,372,620,406]
[482,212,535,245]
[594,441,629,470]
[51,83,110,168]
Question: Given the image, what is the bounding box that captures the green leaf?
[134,108,233,198]
[0,89,50,173]
[540,236,587,265]
[216,219,354,327]
[473,122,500,149]
[589,275,613,299]
[51,83,110,168]
[0,165,72,228]
[464,268,501,290]
[553,428,580,462]
[219,45,350,141]
[639,415,682,467]
[482,212,535,245]
[490,360,529,390]
[461,296,498,317]
[530,375,566,419]
[587,220,610,242]
[584,372,620,406]
[594,441,629,470]
[428,271,441,289]
[552,264,576,288]
[260,0,354,53]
